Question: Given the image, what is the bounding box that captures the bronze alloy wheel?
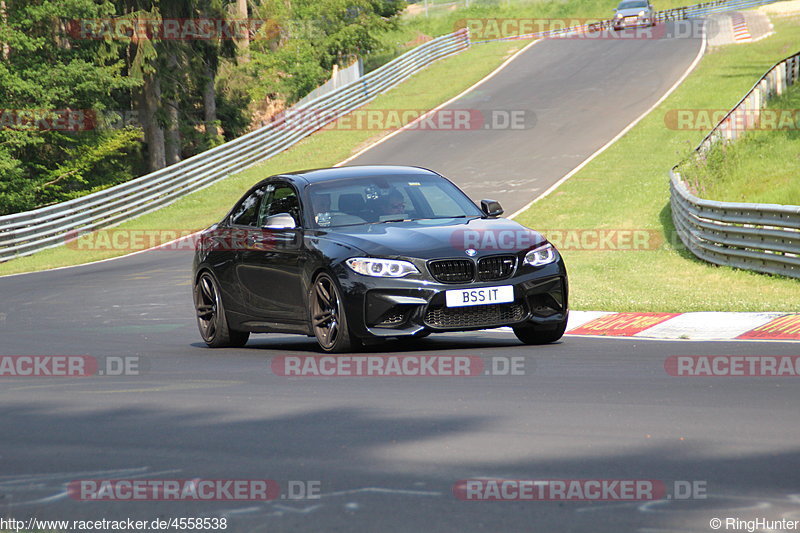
[194,272,249,348]
[310,273,357,353]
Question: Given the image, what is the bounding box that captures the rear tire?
[513,319,567,345]
[309,272,361,353]
[195,271,250,348]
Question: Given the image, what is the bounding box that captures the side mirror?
[480,199,504,217]
[263,213,297,229]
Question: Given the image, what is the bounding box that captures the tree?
[236,0,405,106]
[0,0,141,214]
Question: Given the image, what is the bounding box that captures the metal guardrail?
[670,51,800,279]
[1,0,790,264]
[657,0,774,19]
[472,0,780,44]
[0,28,470,262]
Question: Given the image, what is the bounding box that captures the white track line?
[335,38,543,166]
[508,25,708,219]
[1,39,543,280]
[1,30,706,277]
[0,231,202,278]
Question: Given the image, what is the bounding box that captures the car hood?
[617,7,648,15]
[317,217,547,259]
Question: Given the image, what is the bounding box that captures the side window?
[257,184,302,227]
[230,185,269,227]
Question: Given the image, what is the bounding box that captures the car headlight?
[616,12,623,17]
[346,258,418,278]
[638,10,646,16]
[524,244,558,267]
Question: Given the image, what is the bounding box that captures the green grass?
[679,82,800,204]
[367,0,693,70]
[4,10,799,313]
[0,39,527,276]
[513,17,800,312]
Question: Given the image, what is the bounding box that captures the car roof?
[274,165,440,185]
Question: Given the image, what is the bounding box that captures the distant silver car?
[612,0,656,30]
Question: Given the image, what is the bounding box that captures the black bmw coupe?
[193,165,568,352]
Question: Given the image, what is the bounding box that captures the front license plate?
[445,285,514,308]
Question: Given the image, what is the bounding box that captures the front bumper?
[336,260,568,339]
[613,16,653,28]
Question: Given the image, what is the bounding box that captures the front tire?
[195,271,250,348]
[309,272,360,353]
[513,319,567,345]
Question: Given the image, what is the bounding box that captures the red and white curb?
[564,311,800,341]
[497,311,800,341]
[730,12,752,42]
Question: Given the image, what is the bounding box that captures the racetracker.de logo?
[271,355,525,377]
[449,229,662,252]
[66,18,283,41]
[268,108,536,132]
[0,355,97,377]
[664,355,800,377]
[68,479,282,501]
[461,18,711,41]
[460,18,672,40]
[63,228,302,253]
[664,108,800,131]
[0,109,97,132]
[453,479,667,501]
[0,355,143,377]
[454,479,707,501]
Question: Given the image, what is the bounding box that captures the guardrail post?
[0,30,473,263]
[670,48,800,280]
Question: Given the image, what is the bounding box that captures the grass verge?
[4,13,798,314]
[513,16,800,312]
[0,40,527,276]
[368,0,693,70]
[679,81,800,205]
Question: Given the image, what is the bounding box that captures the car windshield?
[617,1,648,8]
[306,173,484,228]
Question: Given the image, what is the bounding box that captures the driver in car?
[382,188,406,216]
[311,193,332,226]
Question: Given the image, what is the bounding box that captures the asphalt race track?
[347,23,703,213]
[2,22,799,533]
